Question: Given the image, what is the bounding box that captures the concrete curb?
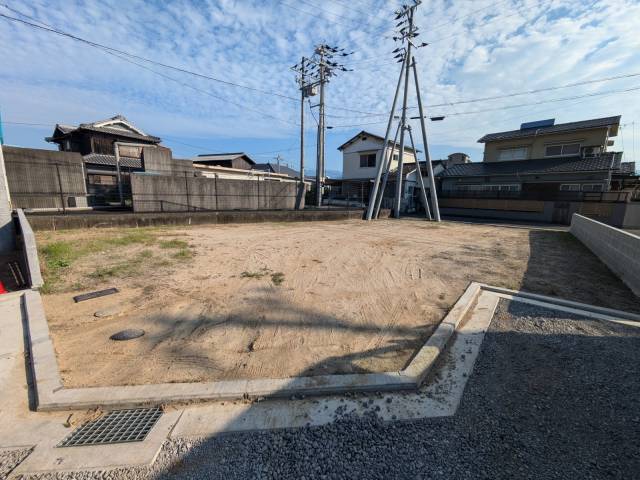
[28,282,636,411]
[25,283,484,411]
[15,209,43,288]
[479,284,640,322]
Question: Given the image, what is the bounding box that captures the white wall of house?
[341,137,416,180]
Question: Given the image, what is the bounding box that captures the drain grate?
[57,407,163,447]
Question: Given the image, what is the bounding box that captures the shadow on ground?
[145,299,640,479]
[524,230,640,312]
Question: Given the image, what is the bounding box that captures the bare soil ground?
[36,219,640,388]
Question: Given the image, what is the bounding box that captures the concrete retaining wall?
[570,213,640,296]
[15,209,43,288]
[440,197,640,228]
[131,173,301,212]
[25,208,378,231]
[0,145,15,253]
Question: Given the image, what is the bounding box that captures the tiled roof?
[478,116,621,143]
[619,162,637,175]
[83,153,143,168]
[194,153,256,165]
[77,125,160,143]
[438,153,622,178]
[47,115,161,143]
[252,163,300,177]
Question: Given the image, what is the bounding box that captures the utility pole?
[393,8,414,218]
[298,57,305,205]
[366,0,441,222]
[316,45,326,207]
[294,45,352,207]
[292,57,308,209]
[274,154,283,174]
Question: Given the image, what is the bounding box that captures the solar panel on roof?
[520,119,555,130]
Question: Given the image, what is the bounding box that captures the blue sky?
[1,0,639,176]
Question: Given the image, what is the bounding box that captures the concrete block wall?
[2,147,87,209]
[131,173,301,212]
[0,145,15,253]
[570,213,640,297]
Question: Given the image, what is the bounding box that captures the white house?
[337,130,417,181]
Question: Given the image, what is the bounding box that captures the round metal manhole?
[110,329,145,341]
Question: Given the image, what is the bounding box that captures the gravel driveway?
[16,300,640,480]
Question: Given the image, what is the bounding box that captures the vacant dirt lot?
[37,219,640,388]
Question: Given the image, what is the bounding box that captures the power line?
[0,6,300,102]
[0,5,399,118]
[328,84,640,128]
[325,71,640,119]
[102,48,299,127]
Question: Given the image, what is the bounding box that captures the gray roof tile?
[478,116,621,143]
[83,153,142,168]
[438,153,622,178]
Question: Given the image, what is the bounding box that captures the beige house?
[439,115,637,197]
[338,130,416,180]
[480,117,619,163]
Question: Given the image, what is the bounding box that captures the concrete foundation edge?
[26,283,484,411]
[27,282,637,411]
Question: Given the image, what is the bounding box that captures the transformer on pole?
[292,45,352,206]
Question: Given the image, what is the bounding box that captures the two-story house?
[439,116,636,196]
[336,130,417,202]
[46,115,166,204]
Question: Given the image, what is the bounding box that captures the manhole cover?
[57,407,163,447]
[110,329,145,341]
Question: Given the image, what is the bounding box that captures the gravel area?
[0,448,32,479]
[17,300,640,479]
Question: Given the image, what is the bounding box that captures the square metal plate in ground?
[57,407,163,447]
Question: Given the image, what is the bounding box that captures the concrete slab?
[11,410,181,475]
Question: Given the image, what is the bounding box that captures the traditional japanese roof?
[438,152,623,178]
[618,162,637,175]
[83,153,142,168]
[46,115,161,144]
[477,116,621,143]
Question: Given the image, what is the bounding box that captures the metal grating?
[57,407,163,447]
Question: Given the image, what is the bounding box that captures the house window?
[456,184,520,192]
[359,153,376,168]
[545,143,581,157]
[559,184,581,192]
[88,174,117,185]
[392,154,399,161]
[582,184,603,192]
[497,147,528,161]
[582,146,602,157]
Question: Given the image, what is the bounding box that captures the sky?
[1,0,639,176]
